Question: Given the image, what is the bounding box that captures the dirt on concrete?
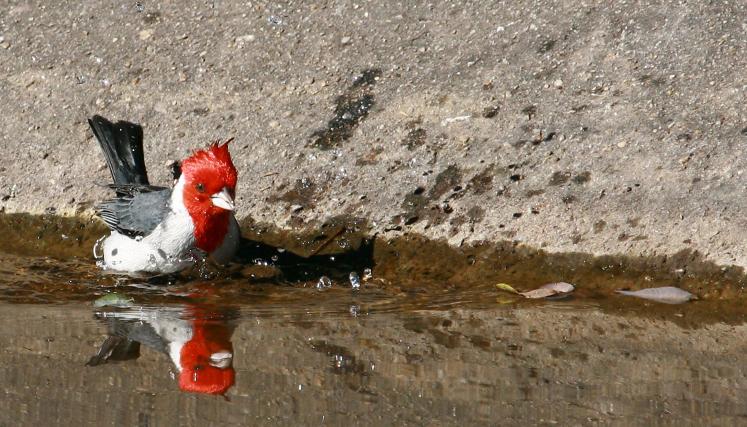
[1,1,747,269]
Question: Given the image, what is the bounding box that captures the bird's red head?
[178,318,235,395]
[180,140,238,253]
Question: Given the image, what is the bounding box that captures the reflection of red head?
[178,319,235,395]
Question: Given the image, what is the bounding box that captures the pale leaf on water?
[495,283,519,294]
[519,282,575,299]
[616,286,695,304]
[520,288,558,299]
[541,282,575,293]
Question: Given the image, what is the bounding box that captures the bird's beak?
[211,187,235,211]
[209,351,233,368]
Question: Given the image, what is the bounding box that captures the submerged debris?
[616,286,695,304]
[93,293,134,308]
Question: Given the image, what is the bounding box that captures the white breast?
[98,179,197,274]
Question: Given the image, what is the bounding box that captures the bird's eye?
[196,183,205,193]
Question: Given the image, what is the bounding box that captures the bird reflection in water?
[86,297,237,396]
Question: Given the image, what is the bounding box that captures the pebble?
[235,34,255,43]
[138,29,153,40]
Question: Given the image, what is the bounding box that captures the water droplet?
[316,276,332,289]
[337,238,350,249]
[349,272,360,289]
[270,255,279,262]
[92,236,106,260]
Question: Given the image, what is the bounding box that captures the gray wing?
[86,318,169,366]
[96,185,172,237]
[119,321,169,354]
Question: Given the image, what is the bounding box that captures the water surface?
[2,215,747,425]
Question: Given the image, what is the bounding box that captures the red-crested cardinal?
[88,115,240,274]
[87,302,236,395]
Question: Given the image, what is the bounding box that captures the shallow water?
[3,215,747,425]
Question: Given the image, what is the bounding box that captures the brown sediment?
[0,213,746,328]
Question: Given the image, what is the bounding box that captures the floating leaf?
[93,292,134,308]
[520,288,557,299]
[519,282,575,299]
[495,283,519,294]
[541,282,575,293]
[616,286,695,304]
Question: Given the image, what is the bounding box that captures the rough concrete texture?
[2,1,747,266]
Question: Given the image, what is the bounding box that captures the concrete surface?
[2,1,747,267]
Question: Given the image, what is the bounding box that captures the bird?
[87,301,236,395]
[88,115,240,274]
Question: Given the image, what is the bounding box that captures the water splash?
[317,276,332,290]
[349,272,360,290]
[92,236,106,261]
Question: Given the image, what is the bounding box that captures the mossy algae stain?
[309,69,382,149]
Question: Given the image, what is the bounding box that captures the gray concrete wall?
[2,1,746,267]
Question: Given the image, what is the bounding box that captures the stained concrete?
[1,1,747,268]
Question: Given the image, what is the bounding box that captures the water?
[2,214,747,425]
[349,271,360,289]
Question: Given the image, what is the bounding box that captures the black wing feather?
[96,185,172,237]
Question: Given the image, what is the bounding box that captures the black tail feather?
[88,115,149,186]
